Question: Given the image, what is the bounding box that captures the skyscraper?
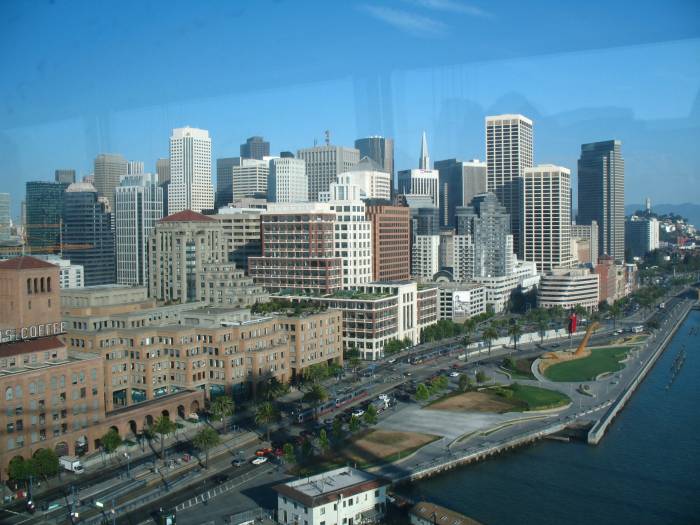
[522,165,574,272]
[62,182,115,286]
[115,174,163,285]
[398,133,440,208]
[434,158,487,229]
[215,157,243,209]
[298,145,360,201]
[240,136,270,160]
[268,157,308,203]
[454,192,514,281]
[94,153,128,212]
[0,193,10,241]
[485,114,534,256]
[25,181,68,252]
[354,136,394,180]
[169,127,213,214]
[127,161,144,175]
[155,158,171,184]
[410,206,440,279]
[365,201,410,282]
[232,159,269,200]
[625,216,659,258]
[577,140,625,261]
[55,169,76,184]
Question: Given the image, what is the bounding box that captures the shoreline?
[391,297,695,484]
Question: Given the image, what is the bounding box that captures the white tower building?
[115,173,163,285]
[169,127,213,214]
[268,157,308,203]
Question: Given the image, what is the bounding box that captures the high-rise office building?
[333,157,391,201]
[148,210,225,302]
[62,183,115,286]
[522,165,574,272]
[625,216,659,258]
[215,157,242,209]
[232,159,269,200]
[213,207,263,271]
[434,158,487,229]
[127,161,144,175]
[169,127,213,214]
[577,140,625,261]
[240,136,270,160]
[156,158,171,184]
[298,145,360,201]
[365,201,411,282]
[398,132,439,208]
[571,221,599,266]
[354,136,394,180]
[0,193,10,241]
[453,192,514,281]
[327,200,373,288]
[25,181,69,252]
[410,206,440,279]
[268,157,308,203]
[485,114,533,256]
[55,169,76,184]
[115,174,163,286]
[249,205,342,294]
[94,153,128,212]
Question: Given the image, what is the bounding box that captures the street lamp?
[124,452,131,478]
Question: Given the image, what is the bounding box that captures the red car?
[255,447,273,457]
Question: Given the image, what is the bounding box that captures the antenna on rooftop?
[325,130,330,146]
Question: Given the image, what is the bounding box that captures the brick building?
[365,201,411,282]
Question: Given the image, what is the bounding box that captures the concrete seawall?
[587,300,694,445]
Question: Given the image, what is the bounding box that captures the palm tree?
[609,302,623,331]
[192,427,220,468]
[508,321,522,351]
[482,325,499,356]
[152,415,176,460]
[537,318,549,345]
[210,396,234,433]
[255,402,278,442]
[303,384,328,419]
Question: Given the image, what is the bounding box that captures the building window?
[5,387,12,401]
[27,279,31,294]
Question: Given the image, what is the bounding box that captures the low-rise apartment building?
[538,268,599,312]
[437,282,486,322]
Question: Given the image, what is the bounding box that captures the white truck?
[59,456,84,474]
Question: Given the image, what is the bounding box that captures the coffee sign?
[1,322,67,343]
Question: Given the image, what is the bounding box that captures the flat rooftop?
[274,467,389,507]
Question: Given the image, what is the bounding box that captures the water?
[402,310,700,525]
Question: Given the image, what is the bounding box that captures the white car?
[449,371,460,378]
[352,409,365,418]
[378,394,390,401]
[387,358,396,364]
[251,456,268,465]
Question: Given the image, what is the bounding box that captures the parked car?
[449,371,460,378]
[352,409,365,418]
[251,456,268,465]
[232,458,244,467]
[255,448,273,457]
[213,474,230,484]
[387,358,396,364]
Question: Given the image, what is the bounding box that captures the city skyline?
[2,2,699,220]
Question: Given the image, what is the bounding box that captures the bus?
[632,325,644,333]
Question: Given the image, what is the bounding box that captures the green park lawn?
[544,346,630,382]
[492,384,571,411]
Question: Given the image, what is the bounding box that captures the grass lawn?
[544,346,630,382]
[499,384,570,411]
[429,385,569,413]
[503,357,536,379]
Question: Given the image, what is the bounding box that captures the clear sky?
[1,0,699,220]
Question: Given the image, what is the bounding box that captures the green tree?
[283,442,295,463]
[415,383,430,402]
[319,429,330,453]
[536,317,549,345]
[192,427,220,468]
[508,321,522,351]
[303,384,329,418]
[152,415,176,460]
[609,301,623,330]
[573,304,588,318]
[349,415,361,433]
[210,396,235,432]
[100,428,123,455]
[482,325,499,355]
[301,438,313,459]
[332,417,344,443]
[345,344,361,373]
[363,405,378,425]
[255,402,278,442]
[476,370,488,383]
[8,457,38,487]
[458,374,470,393]
[33,449,59,479]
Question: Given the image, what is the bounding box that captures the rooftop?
[159,209,217,223]
[0,256,58,270]
[274,467,389,507]
[0,336,65,358]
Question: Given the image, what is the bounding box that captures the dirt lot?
[429,391,515,413]
[344,430,437,463]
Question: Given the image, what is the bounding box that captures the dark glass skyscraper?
[577,140,625,261]
[62,183,115,286]
[215,157,243,209]
[25,181,69,253]
[354,136,394,181]
[240,136,270,160]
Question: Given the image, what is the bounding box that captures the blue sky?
[1,0,699,220]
